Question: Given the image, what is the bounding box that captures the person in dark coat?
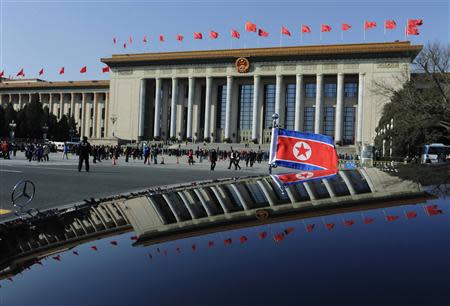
[210,149,218,171]
[78,136,92,172]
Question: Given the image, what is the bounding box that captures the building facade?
[0,41,422,146]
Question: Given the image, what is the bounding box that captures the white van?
[421,143,450,164]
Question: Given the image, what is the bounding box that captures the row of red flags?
[113,19,423,47]
[0,66,111,79]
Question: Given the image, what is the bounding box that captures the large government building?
[0,41,422,147]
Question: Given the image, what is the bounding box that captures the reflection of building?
[0,41,422,145]
[0,169,427,280]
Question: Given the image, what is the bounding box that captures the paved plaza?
[0,153,270,218]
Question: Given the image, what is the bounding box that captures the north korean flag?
[272,169,337,186]
[269,128,338,171]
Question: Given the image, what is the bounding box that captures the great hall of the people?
[0,41,422,148]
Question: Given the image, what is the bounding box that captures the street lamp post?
[110,114,117,137]
[69,128,75,142]
[42,124,49,141]
[9,120,17,143]
[268,113,279,174]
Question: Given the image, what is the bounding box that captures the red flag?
[306,224,315,232]
[273,233,284,242]
[176,34,184,41]
[110,240,118,246]
[191,244,197,251]
[80,66,87,74]
[386,215,399,222]
[72,251,79,256]
[16,68,25,77]
[59,67,65,75]
[385,20,397,29]
[123,43,127,49]
[344,220,355,227]
[130,236,138,241]
[0,70,4,78]
[231,29,240,39]
[408,19,423,26]
[425,204,443,216]
[143,35,147,43]
[245,21,257,32]
[364,21,377,29]
[113,37,117,45]
[326,223,335,231]
[301,25,311,33]
[159,35,164,42]
[342,23,351,31]
[258,28,269,37]
[224,238,232,245]
[176,247,181,253]
[91,246,98,251]
[406,26,420,35]
[406,211,417,219]
[129,36,133,44]
[321,24,332,32]
[210,31,219,39]
[194,32,203,39]
[364,217,374,224]
[284,227,295,235]
[38,68,44,76]
[52,255,61,261]
[102,66,110,73]
[208,240,214,248]
[258,231,268,240]
[239,236,248,244]
[281,26,291,36]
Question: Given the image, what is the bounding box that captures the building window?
[216,85,227,129]
[101,107,105,120]
[285,84,296,130]
[323,107,335,138]
[263,84,276,129]
[238,84,254,130]
[344,83,358,98]
[305,83,316,98]
[324,83,337,98]
[90,106,94,119]
[343,107,356,144]
[79,107,82,120]
[303,107,315,133]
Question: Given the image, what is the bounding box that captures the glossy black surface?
[1,197,449,306]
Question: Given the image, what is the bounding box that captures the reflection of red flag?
[176,34,184,41]
[406,211,417,219]
[258,231,267,240]
[130,236,138,240]
[364,217,374,224]
[245,21,257,32]
[73,251,79,256]
[224,238,232,245]
[113,37,117,44]
[159,35,164,42]
[344,220,355,227]
[301,25,311,33]
[163,250,168,256]
[80,66,87,74]
[273,233,284,242]
[110,240,118,246]
[143,35,147,43]
[0,70,4,78]
[385,20,396,29]
[231,29,240,39]
[306,224,315,232]
[321,24,332,32]
[191,244,197,251]
[364,21,377,29]
[208,241,214,248]
[326,223,335,230]
[91,246,98,251]
[281,26,291,36]
[194,32,203,39]
[123,43,127,49]
[425,204,443,216]
[210,31,219,39]
[129,36,133,44]
[240,236,248,243]
[342,23,351,31]
[284,227,294,235]
[38,68,44,76]
[59,67,65,75]
[102,66,110,73]
[386,215,399,222]
[176,247,181,253]
[258,28,269,37]
[17,68,25,77]
[52,255,61,261]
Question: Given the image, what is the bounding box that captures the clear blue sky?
[0,0,448,81]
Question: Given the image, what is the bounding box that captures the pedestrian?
[143,145,150,165]
[188,149,194,165]
[228,150,235,169]
[233,150,241,170]
[210,149,217,171]
[78,136,92,172]
[63,142,69,159]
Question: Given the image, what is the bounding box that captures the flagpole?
[384,20,386,42]
[279,33,282,47]
[320,30,322,41]
[341,30,343,41]
[363,20,366,41]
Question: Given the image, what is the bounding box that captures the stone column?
[93,93,98,138]
[81,93,86,137]
[275,74,284,124]
[138,79,146,140]
[204,76,213,141]
[170,77,178,139]
[49,94,54,115]
[161,81,170,140]
[294,74,304,131]
[251,75,261,141]
[335,73,345,143]
[59,93,64,119]
[356,73,365,144]
[105,93,109,137]
[70,93,75,118]
[154,78,162,138]
[224,76,233,140]
[186,77,195,139]
[18,94,23,110]
[314,74,324,134]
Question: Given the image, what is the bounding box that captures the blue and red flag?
[269,128,338,171]
[272,169,337,186]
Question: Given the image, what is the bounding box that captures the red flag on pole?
[38,68,44,76]
[406,25,420,35]
[245,21,257,32]
[80,66,87,74]
[59,67,65,75]
[321,24,332,32]
[281,26,291,36]
[210,31,219,39]
[385,20,397,29]
[123,43,127,49]
[258,28,269,37]
[408,19,423,26]
[176,34,184,41]
[364,21,377,29]
[194,32,203,39]
[301,25,311,33]
[342,23,351,31]
[102,66,110,73]
[231,29,240,39]
[0,70,4,78]
[143,35,147,43]
[16,68,25,77]
[159,35,164,42]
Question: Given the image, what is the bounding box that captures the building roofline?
[0,79,110,90]
[101,41,423,66]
